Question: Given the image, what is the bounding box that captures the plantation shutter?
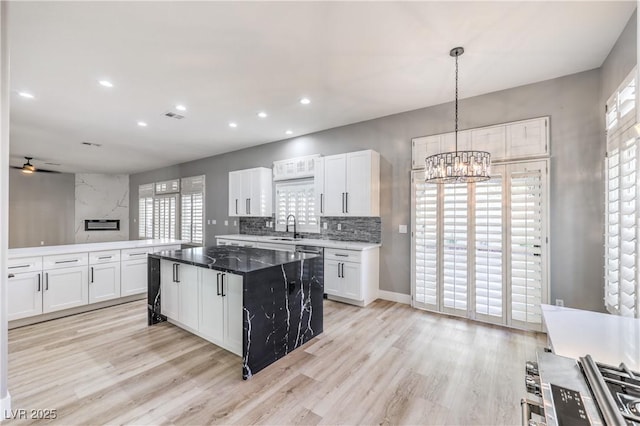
[153,195,177,239]
[138,184,154,239]
[605,148,621,313]
[275,179,318,233]
[475,173,504,320]
[509,162,546,330]
[181,175,205,245]
[619,139,637,317]
[442,183,468,314]
[412,171,439,310]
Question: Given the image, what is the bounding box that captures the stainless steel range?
[523,350,640,425]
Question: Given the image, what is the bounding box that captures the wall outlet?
[323,222,328,230]
[399,224,408,234]
[337,223,342,231]
[212,219,216,225]
[224,220,228,226]
[555,299,564,307]
[40,241,44,246]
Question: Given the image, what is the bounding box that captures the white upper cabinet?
[323,150,380,217]
[412,117,549,169]
[314,157,325,216]
[228,167,272,217]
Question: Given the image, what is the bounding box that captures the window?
[153,179,179,240]
[604,67,639,319]
[138,184,154,239]
[181,175,205,245]
[411,161,549,331]
[275,179,319,233]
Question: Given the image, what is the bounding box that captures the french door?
[411,160,549,331]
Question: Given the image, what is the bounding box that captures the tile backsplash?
[239,216,381,244]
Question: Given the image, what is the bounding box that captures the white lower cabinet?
[7,271,42,321]
[160,260,199,331]
[89,263,121,303]
[200,269,243,356]
[43,265,89,313]
[121,259,148,296]
[324,248,379,307]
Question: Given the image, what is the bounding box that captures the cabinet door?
[121,259,148,296]
[346,151,372,216]
[506,118,547,159]
[228,171,243,216]
[341,262,362,301]
[161,260,179,319]
[43,266,88,313]
[177,263,199,330]
[8,271,42,320]
[314,157,325,216]
[223,272,243,356]
[199,269,225,344]
[471,126,506,160]
[89,262,121,303]
[324,259,341,296]
[241,170,253,216]
[323,154,347,216]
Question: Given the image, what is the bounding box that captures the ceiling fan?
[11,156,60,174]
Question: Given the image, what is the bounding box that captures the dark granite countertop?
[149,246,319,275]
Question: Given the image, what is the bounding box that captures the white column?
[0,0,11,420]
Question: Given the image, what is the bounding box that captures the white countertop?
[215,234,381,251]
[541,304,640,370]
[8,239,184,258]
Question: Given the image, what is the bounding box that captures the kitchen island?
[148,246,323,379]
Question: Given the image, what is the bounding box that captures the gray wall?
[131,67,608,311]
[601,10,637,109]
[9,168,75,247]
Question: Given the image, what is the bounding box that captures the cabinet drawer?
[89,250,121,264]
[324,248,361,263]
[8,256,42,273]
[121,248,151,260]
[43,253,88,270]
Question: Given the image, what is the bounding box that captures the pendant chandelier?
[425,47,491,183]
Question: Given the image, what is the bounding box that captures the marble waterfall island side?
[148,246,323,379]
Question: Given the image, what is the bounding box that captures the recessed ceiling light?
[257,111,268,118]
[98,80,114,88]
[176,104,186,111]
[137,121,148,127]
[285,130,293,135]
[300,98,311,105]
[229,122,238,128]
[18,92,34,99]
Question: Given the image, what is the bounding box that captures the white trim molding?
[1,392,10,421]
[378,290,411,305]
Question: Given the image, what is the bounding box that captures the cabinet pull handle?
[341,193,345,213]
[235,199,238,214]
[129,252,146,256]
[335,253,349,257]
[345,192,348,213]
[8,264,29,269]
[37,273,40,291]
[175,264,180,283]
[45,273,49,291]
[221,274,226,297]
[337,262,341,278]
[8,273,14,279]
[246,198,250,215]
[216,273,222,296]
[55,259,79,264]
[320,193,324,214]
[340,263,344,278]
[98,256,112,260]
[172,264,176,282]
[90,267,94,283]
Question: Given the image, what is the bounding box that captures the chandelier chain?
[454,52,459,153]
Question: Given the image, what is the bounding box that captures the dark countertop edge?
[148,252,320,276]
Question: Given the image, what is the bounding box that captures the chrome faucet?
[285,214,299,239]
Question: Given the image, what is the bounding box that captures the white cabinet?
[89,250,121,304]
[8,271,42,321]
[160,260,199,331]
[120,248,151,296]
[506,117,548,159]
[324,247,379,307]
[228,167,272,217]
[199,269,243,356]
[314,157,325,215]
[323,150,380,217]
[42,253,88,313]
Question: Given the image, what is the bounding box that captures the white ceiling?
[7,1,636,174]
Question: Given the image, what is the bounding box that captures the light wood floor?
[7,299,545,425]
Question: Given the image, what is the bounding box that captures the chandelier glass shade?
[425,47,491,184]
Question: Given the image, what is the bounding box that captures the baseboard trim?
[1,391,11,421]
[377,290,411,305]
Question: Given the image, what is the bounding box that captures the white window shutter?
[475,174,504,319]
[275,179,319,233]
[412,171,438,309]
[605,147,621,313]
[442,183,468,314]
[180,175,205,245]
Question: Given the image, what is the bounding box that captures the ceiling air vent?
[164,111,185,119]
